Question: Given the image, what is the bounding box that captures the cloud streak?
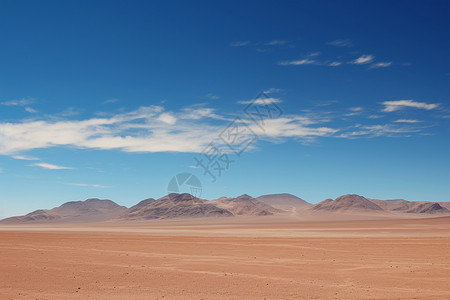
[0,99,443,158]
[29,163,73,170]
[351,55,375,64]
[65,182,110,188]
[382,100,439,112]
[1,98,34,106]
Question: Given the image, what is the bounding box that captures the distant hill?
[211,194,282,216]
[2,193,449,224]
[312,194,384,213]
[123,193,233,220]
[368,198,450,214]
[406,202,448,214]
[256,193,310,208]
[0,198,127,223]
[439,202,450,210]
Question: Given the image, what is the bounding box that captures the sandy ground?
[1,217,449,299]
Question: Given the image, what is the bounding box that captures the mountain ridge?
[1,193,449,223]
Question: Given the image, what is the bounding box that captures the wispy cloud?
[1,98,34,106]
[103,98,119,104]
[351,55,375,64]
[12,155,39,161]
[279,58,342,67]
[278,58,317,66]
[327,39,353,47]
[29,163,73,170]
[0,98,444,157]
[393,119,421,123]
[230,41,250,47]
[278,52,342,67]
[237,97,282,105]
[205,93,219,100]
[338,124,422,138]
[65,182,110,188]
[25,107,37,113]
[264,88,282,94]
[382,100,439,112]
[157,112,176,125]
[369,62,392,69]
[264,40,287,46]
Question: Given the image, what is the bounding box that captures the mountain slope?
[406,202,449,214]
[312,194,384,213]
[0,198,127,223]
[256,193,310,208]
[212,194,283,216]
[123,193,233,220]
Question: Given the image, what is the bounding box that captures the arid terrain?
[1,216,450,299]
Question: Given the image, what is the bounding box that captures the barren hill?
[0,198,127,223]
[211,194,282,216]
[256,193,310,208]
[406,202,449,214]
[368,198,450,214]
[312,194,384,213]
[123,193,233,220]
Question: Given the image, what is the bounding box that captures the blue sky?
[0,0,449,217]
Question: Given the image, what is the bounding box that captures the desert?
[1,1,449,299]
[1,194,450,299]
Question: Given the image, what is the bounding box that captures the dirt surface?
[1,217,449,299]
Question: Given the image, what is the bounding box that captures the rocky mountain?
[2,193,449,223]
[368,198,450,214]
[123,193,233,220]
[312,194,384,213]
[211,194,282,216]
[439,202,450,210]
[406,202,449,214]
[256,193,310,208]
[0,198,127,223]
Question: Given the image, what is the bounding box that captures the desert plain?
[1,216,449,299]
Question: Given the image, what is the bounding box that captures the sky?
[0,0,449,217]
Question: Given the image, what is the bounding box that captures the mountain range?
[1,193,449,223]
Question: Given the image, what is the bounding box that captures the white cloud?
[65,182,110,188]
[230,41,250,47]
[103,98,119,104]
[180,107,224,120]
[339,124,421,138]
[327,39,353,47]
[264,40,287,46]
[1,98,34,106]
[369,62,392,69]
[393,119,421,123]
[329,61,342,66]
[351,55,375,64]
[25,107,37,113]
[205,93,219,100]
[249,117,338,139]
[157,113,176,125]
[29,163,73,170]
[278,58,317,66]
[382,100,439,112]
[279,57,342,67]
[237,98,282,105]
[264,88,282,94]
[12,155,39,161]
[0,100,441,158]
